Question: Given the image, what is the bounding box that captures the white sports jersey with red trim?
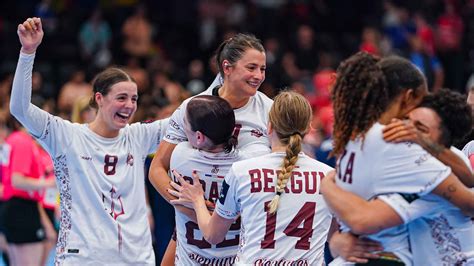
[335,122,451,265]
[171,142,248,265]
[39,118,164,265]
[164,85,273,155]
[215,152,333,265]
[379,147,474,265]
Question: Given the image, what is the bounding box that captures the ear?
[195,131,206,146]
[400,89,417,111]
[222,60,232,75]
[267,121,273,135]
[95,92,103,107]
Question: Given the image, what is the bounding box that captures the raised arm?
[10,17,48,137]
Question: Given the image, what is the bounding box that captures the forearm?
[420,139,473,187]
[194,199,220,244]
[12,174,48,191]
[322,182,374,234]
[10,52,46,137]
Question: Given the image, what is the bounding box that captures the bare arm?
[148,140,200,221]
[320,171,403,235]
[431,174,474,217]
[383,119,474,187]
[12,173,55,191]
[169,171,234,244]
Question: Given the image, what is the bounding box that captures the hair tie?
[292,132,303,138]
[276,191,282,196]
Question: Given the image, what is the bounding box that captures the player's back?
[228,152,333,265]
[171,142,246,265]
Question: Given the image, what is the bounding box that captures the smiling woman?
[9,17,167,265]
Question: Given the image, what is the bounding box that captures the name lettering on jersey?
[178,174,224,203]
[249,168,324,194]
[337,150,354,184]
[251,129,264,138]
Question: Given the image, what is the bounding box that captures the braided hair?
[267,91,312,214]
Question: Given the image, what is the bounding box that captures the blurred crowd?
[1,0,474,264]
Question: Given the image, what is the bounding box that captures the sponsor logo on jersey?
[251,129,264,138]
[254,258,309,266]
[188,252,236,265]
[81,156,92,161]
[166,135,187,142]
[415,153,430,166]
[126,153,134,166]
[170,119,180,130]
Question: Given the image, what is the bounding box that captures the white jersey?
[379,147,474,265]
[335,122,451,265]
[463,140,474,158]
[215,152,333,265]
[170,142,248,265]
[11,52,166,265]
[164,85,273,155]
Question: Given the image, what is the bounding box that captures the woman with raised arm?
[10,17,167,265]
[170,91,334,265]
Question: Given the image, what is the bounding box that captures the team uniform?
[216,152,333,265]
[462,140,474,169]
[332,123,451,266]
[379,147,474,265]
[171,142,247,265]
[3,130,45,244]
[164,84,273,156]
[11,52,166,265]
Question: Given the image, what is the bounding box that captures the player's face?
[408,107,442,144]
[98,81,138,131]
[226,48,266,98]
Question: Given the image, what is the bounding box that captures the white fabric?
[335,123,451,265]
[378,147,474,266]
[216,152,333,265]
[164,81,273,155]
[171,142,248,265]
[10,52,165,265]
[462,140,474,158]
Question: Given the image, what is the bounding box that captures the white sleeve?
[129,118,168,155]
[10,52,48,137]
[378,193,441,224]
[163,101,188,144]
[377,143,451,196]
[215,166,240,220]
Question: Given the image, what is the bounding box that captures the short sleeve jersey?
[378,147,474,265]
[7,130,43,201]
[164,86,273,155]
[215,152,333,265]
[462,140,474,169]
[170,142,248,265]
[335,122,451,264]
[36,115,165,265]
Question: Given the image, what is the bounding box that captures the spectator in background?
[408,35,444,92]
[359,26,382,56]
[122,4,153,59]
[70,96,96,124]
[185,59,206,95]
[57,70,92,119]
[78,8,112,70]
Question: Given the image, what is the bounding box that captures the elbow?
[204,232,225,245]
[346,216,380,235]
